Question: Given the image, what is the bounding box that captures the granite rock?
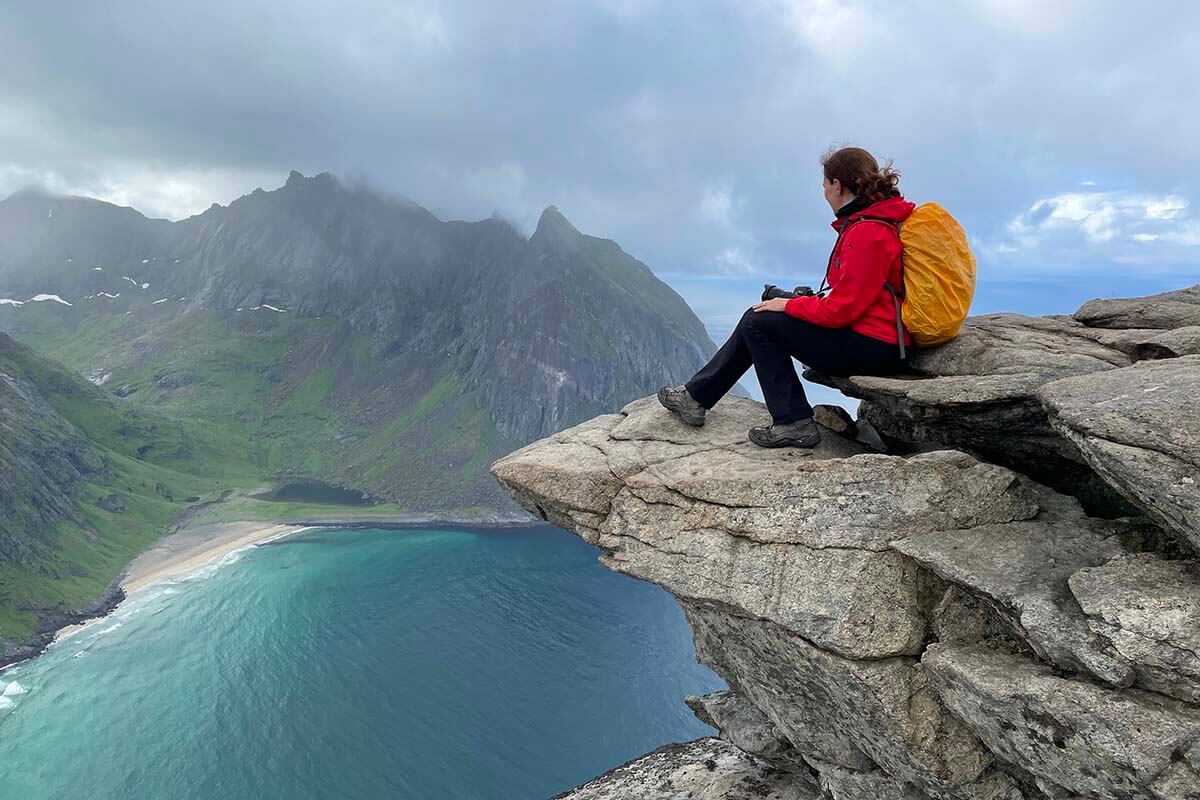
[491,289,1200,800]
[686,691,812,775]
[1070,554,1200,703]
[923,644,1200,800]
[807,288,1200,517]
[493,395,1039,659]
[1040,356,1200,551]
[1074,285,1200,330]
[893,507,1134,686]
[551,738,814,800]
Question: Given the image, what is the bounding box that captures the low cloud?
[988,189,1200,269]
[1,1,1199,282]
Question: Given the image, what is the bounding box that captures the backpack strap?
[847,216,907,361]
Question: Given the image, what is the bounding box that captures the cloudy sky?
[3,0,1199,354]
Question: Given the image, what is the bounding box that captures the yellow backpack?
[851,203,976,357]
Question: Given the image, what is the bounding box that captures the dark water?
[0,525,723,799]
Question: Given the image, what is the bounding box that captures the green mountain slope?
[0,333,254,658]
[0,175,736,659]
[0,173,721,511]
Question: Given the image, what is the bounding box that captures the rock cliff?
[491,285,1200,800]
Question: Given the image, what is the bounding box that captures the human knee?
[737,307,761,331]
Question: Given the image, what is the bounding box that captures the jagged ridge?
[0,174,721,508]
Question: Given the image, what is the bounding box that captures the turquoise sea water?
[0,525,722,799]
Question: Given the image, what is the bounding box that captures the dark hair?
[821,146,901,204]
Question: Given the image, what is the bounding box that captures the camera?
[761,284,815,302]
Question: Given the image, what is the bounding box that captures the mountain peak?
[537,205,577,231]
[286,169,306,187]
[531,205,582,250]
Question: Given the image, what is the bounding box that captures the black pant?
[686,308,903,424]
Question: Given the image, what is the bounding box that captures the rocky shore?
[491,284,1200,800]
[0,576,126,672]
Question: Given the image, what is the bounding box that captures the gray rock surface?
[685,600,994,795]
[686,691,811,774]
[1074,285,1200,330]
[924,644,1200,799]
[492,285,1200,800]
[1070,554,1200,703]
[493,395,1039,659]
[893,509,1135,686]
[552,737,814,800]
[807,289,1200,518]
[96,493,127,513]
[1040,356,1200,551]
[1133,326,1200,360]
[810,759,1025,800]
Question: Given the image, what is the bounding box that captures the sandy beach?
[51,521,304,643]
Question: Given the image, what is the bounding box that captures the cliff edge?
[491,284,1200,800]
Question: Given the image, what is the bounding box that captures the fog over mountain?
[0,172,721,508]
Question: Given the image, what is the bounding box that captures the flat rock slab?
[1040,356,1200,551]
[1070,554,1200,703]
[903,313,1130,380]
[552,737,814,800]
[807,290,1200,517]
[1075,285,1200,330]
[493,394,1041,659]
[924,644,1200,800]
[894,514,1134,686]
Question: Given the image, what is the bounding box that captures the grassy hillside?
[0,333,251,644]
[5,298,519,512]
[0,300,519,650]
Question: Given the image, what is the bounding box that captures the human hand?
[752,297,789,313]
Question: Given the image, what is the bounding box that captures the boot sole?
[748,431,821,449]
[657,388,706,426]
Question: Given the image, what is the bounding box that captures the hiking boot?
[748,418,821,449]
[657,385,706,426]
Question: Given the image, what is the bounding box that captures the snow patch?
[92,266,103,271]
[142,258,150,264]
[0,298,25,307]
[31,294,72,306]
[87,369,113,386]
[122,275,138,286]
[152,298,168,304]
[253,304,286,313]
[95,292,120,299]
[141,282,149,290]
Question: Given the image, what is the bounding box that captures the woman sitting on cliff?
[658,146,912,448]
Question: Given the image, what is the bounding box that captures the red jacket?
[784,195,915,346]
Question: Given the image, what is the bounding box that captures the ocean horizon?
[0,524,723,799]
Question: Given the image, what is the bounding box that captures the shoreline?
[50,521,305,644]
[2,511,534,668]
